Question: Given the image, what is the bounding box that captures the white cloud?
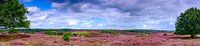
[98,24,104,27]
[67,19,79,26]
[26,7,40,13]
[52,3,67,8]
[25,6,177,30]
[26,6,133,29]
[21,0,33,2]
[49,22,54,24]
[25,0,200,30]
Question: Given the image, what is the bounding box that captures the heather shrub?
[27,32,34,34]
[136,33,148,37]
[44,31,56,35]
[101,30,117,34]
[87,32,102,37]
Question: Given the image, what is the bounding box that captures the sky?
[19,0,200,30]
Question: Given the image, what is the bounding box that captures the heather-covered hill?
[0,31,199,46]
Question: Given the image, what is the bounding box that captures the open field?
[0,30,199,46]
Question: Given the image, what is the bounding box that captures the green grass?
[44,31,56,35]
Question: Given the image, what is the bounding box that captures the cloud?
[26,6,175,30]
[25,0,200,30]
[20,0,33,2]
[26,6,134,29]
[51,2,67,8]
[26,7,40,13]
[67,19,79,26]
[50,0,139,12]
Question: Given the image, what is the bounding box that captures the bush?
[64,32,72,36]
[101,30,114,33]
[27,32,34,34]
[63,32,89,37]
[87,32,101,37]
[63,33,70,41]
[8,29,18,33]
[57,32,64,35]
[72,32,89,37]
[44,31,56,35]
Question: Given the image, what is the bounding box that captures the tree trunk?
[191,34,195,38]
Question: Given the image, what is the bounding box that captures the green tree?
[0,0,29,30]
[175,7,200,38]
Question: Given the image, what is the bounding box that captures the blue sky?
[19,0,200,30]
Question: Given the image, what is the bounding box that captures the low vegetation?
[63,33,70,41]
[1,0,200,46]
[101,30,114,33]
[0,34,30,42]
[71,32,89,37]
[0,31,199,46]
[44,31,57,35]
[63,32,72,36]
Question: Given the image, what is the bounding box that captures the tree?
[0,0,29,30]
[175,7,200,38]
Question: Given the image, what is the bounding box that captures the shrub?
[57,32,64,35]
[44,31,56,35]
[64,32,72,36]
[63,33,70,41]
[87,32,101,37]
[63,32,89,37]
[8,29,18,33]
[27,32,34,34]
[101,30,114,33]
[72,32,89,37]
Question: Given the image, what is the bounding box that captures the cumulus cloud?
[26,7,40,13]
[25,0,200,30]
[26,6,133,29]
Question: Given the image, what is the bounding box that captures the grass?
[195,35,200,37]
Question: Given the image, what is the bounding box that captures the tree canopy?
[0,0,29,29]
[175,7,200,37]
